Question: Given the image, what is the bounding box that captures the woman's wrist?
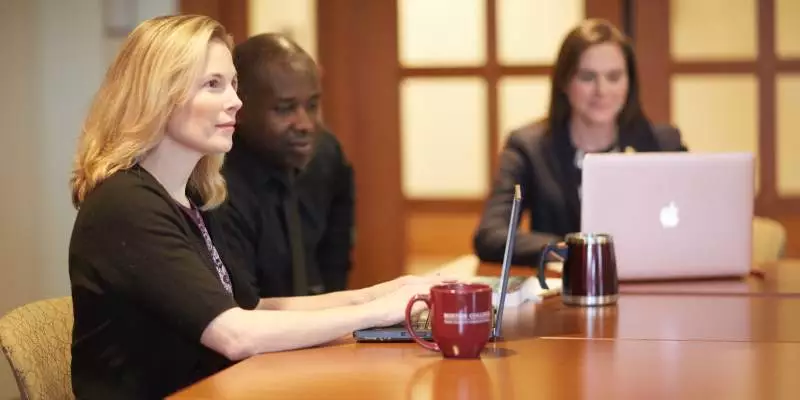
[349,287,376,305]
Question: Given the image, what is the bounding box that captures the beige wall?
[0,1,176,397]
[1,6,44,397]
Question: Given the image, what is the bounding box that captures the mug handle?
[537,242,569,290]
[405,294,439,352]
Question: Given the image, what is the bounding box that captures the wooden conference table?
[170,260,800,399]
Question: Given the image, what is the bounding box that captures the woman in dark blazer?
[473,19,687,267]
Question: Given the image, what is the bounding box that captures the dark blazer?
[473,120,687,266]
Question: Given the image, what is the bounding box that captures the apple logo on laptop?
[659,201,679,228]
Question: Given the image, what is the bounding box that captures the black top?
[473,119,688,266]
[217,130,355,297]
[69,165,259,400]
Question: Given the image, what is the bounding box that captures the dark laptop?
[353,184,523,342]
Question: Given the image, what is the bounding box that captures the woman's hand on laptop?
[358,275,451,304]
[364,281,439,327]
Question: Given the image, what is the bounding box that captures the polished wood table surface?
[478,259,800,296]
[513,295,800,342]
[170,259,800,399]
[170,328,800,399]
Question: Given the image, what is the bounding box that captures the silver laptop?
[581,152,754,281]
[352,185,522,342]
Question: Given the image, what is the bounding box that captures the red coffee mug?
[404,283,493,359]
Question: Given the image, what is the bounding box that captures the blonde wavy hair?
[70,14,233,210]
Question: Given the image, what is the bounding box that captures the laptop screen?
[492,184,522,338]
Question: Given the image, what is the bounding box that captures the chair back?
[753,216,787,265]
[0,297,74,400]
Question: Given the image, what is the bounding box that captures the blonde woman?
[69,15,439,399]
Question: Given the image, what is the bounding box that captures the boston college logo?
[443,311,491,325]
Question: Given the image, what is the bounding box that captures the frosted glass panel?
[776,0,800,58]
[672,75,759,191]
[776,75,800,195]
[497,0,584,65]
[398,0,486,67]
[498,76,551,146]
[670,0,757,61]
[248,0,317,60]
[401,78,488,198]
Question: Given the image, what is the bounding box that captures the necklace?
[573,143,623,169]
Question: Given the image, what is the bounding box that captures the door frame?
[317,0,626,277]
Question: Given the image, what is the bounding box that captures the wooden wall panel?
[318,0,406,288]
[756,0,778,209]
[407,209,532,258]
[778,215,800,257]
[179,0,248,44]
[586,0,623,27]
[632,0,670,124]
[407,212,480,257]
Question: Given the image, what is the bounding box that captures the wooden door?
[318,0,627,286]
[179,0,248,44]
